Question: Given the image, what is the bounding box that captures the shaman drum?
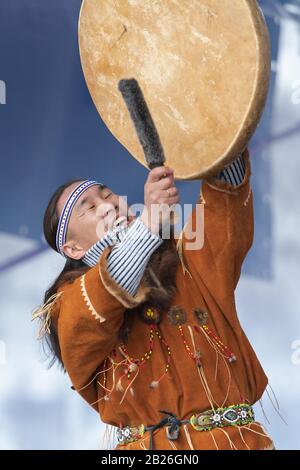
[78,0,270,179]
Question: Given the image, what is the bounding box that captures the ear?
[62,240,85,260]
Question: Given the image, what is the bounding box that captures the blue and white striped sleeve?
[214,153,246,186]
[106,217,163,296]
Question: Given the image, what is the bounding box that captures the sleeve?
[83,217,163,296]
[182,148,254,302]
[213,153,246,186]
[57,247,151,410]
[106,217,163,295]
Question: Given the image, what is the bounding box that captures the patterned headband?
[56,179,103,256]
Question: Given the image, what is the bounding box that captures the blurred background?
[0,0,299,450]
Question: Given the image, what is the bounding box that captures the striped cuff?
[214,153,246,186]
[83,217,163,296]
[107,217,163,296]
[82,223,128,267]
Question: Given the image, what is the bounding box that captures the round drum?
[78,0,270,179]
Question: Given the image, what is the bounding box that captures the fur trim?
[98,245,151,309]
[117,238,180,342]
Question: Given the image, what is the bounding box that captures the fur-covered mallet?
[118,78,165,170]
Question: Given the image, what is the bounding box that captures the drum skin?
[78,0,270,179]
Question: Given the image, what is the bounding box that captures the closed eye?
[80,205,95,216]
[78,204,95,218]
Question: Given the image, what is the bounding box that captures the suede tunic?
[54,150,274,450]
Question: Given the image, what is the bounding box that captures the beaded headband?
[56,179,103,256]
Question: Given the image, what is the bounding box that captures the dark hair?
[39,180,180,371]
[41,179,90,369]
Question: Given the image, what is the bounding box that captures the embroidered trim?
[80,274,106,323]
[190,404,254,432]
[117,424,145,445]
[116,403,255,447]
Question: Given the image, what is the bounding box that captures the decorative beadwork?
[150,328,172,388]
[118,324,171,393]
[141,306,162,325]
[116,403,255,446]
[117,424,145,445]
[190,404,254,432]
[200,325,237,363]
[193,308,209,326]
[167,306,202,368]
[178,325,202,368]
[120,327,155,378]
[168,305,187,326]
[193,307,237,363]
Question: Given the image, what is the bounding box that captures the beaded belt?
[116,403,254,449]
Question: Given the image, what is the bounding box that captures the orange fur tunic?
[54,150,274,450]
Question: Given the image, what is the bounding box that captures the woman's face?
[56,181,135,260]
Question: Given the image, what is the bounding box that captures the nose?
[99,204,119,226]
[97,200,117,216]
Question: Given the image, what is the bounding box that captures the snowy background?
[0,0,299,450]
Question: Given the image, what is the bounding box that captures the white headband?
[56,179,103,256]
